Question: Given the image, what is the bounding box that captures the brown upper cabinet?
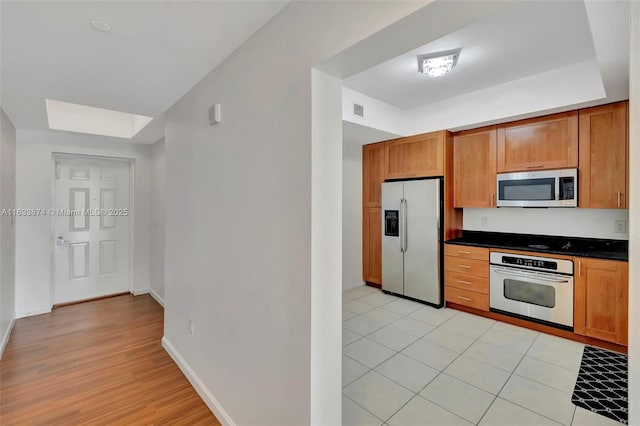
[384,131,445,179]
[579,101,628,209]
[497,111,578,173]
[574,257,628,346]
[362,142,386,208]
[453,126,497,208]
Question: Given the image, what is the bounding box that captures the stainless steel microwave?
[496,168,577,207]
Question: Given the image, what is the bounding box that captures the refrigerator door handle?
[402,198,408,252]
[399,199,404,253]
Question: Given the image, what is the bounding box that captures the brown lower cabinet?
[574,257,628,346]
[444,245,489,311]
[362,207,381,285]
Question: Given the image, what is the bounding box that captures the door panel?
[381,182,404,295]
[54,158,130,304]
[497,111,578,172]
[70,242,90,279]
[575,258,628,345]
[578,102,627,208]
[403,179,440,305]
[453,126,497,207]
[362,208,382,284]
[385,132,444,179]
[362,143,385,207]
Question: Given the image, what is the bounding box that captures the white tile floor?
[342,286,622,426]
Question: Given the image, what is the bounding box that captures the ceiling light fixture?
[90,20,112,32]
[417,49,461,78]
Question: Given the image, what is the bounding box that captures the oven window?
[503,279,556,308]
[499,178,555,201]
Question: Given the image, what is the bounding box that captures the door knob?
[56,236,66,246]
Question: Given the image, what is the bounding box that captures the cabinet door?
[362,207,382,284]
[453,126,497,207]
[497,111,578,172]
[574,258,628,345]
[579,102,628,209]
[385,131,444,179]
[362,143,385,208]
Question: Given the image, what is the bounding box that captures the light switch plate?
[614,220,627,233]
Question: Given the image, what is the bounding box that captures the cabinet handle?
[457,280,472,285]
[457,296,472,302]
[457,250,471,254]
[617,191,621,207]
[457,264,472,269]
[578,261,582,277]
[491,193,495,207]
[526,164,543,169]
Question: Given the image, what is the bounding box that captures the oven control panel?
[489,252,574,275]
[501,256,558,270]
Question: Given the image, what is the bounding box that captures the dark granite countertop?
[446,231,628,261]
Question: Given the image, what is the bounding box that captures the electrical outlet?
[481,216,489,228]
[614,220,627,234]
[188,317,195,335]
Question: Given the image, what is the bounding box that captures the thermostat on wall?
[209,104,221,125]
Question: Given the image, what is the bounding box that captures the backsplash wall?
[463,208,629,240]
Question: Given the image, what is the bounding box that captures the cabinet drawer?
[444,256,489,277]
[444,245,489,261]
[445,271,489,294]
[446,286,489,311]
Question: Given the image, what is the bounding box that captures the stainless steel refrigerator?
[381,178,443,307]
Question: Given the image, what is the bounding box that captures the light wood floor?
[0,294,220,425]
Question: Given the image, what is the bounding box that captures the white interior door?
[53,157,130,304]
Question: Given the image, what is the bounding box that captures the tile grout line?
[344,289,468,423]
[475,327,540,425]
[342,392,387,424]
[379,309,495,424]
[487,331,578,426]
[344,287,586,425]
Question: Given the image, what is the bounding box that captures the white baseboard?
[131,288,150,296]
[15,307,52,319]
[0,318,16,359]
[343,281,365,292]
[162,337,235,426]
[149,289,165,308]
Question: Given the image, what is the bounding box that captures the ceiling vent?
[353,103,364,118]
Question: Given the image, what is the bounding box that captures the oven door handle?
[491,267,571,283]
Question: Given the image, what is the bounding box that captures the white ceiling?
[0,1,287,143]
[343,1,603,110]
[343,121,399,146]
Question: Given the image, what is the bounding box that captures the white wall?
[14,129,152,317]
[311,68,343,426]
[0,108,16,357]
[162,2,427,425]
[627,2,639,424]
[343,142,363,291]
[150,138,165,303]
[342,86,407,135]
[464,208,629,240]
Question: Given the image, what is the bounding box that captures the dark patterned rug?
[572,346,628,424]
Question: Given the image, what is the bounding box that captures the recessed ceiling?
[46,99,153,139]
[344,1,598,110]
[0,1,288,143]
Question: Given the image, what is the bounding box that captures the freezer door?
[381,181,404,295]
[403,179,441,305]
